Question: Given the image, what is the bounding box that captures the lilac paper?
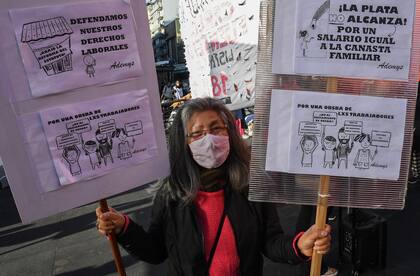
[39,90,157,186]
[9,0,143,97]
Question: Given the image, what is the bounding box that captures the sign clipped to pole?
[0,0,169,237]
[249,0,419,275]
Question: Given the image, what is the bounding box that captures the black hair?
[354,133,371,143]
[85,140,96,146]
[324,136,336,143]
[161,97,250,203]
[112,128,127,138]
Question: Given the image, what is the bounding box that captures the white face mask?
[188,134,230,169]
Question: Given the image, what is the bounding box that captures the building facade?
[146,0,189,94]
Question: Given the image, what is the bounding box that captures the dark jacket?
[117,186,304,275]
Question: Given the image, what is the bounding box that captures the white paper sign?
[179,0,260,110]
[10,0,143,97]
[266,89,407,180]
[273,0,416,80]
[40,90,157,185]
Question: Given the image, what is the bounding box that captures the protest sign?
[273,0,416,80]
[299,122,323,136]
[344,120,363,135]
[266,89,407,180]
[179,0,260,110]
[371,130,392,147]
[10,0,143,97]
[0,0,169,223]
[254,1,418,274]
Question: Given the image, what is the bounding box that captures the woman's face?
[186,110,228,144]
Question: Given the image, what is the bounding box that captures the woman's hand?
[95,207,125,236]
[297,224,332,257]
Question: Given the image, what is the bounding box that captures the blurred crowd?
[160,80,191,103]
[159,80,255,140]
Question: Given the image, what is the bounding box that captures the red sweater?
[194,190,240,276]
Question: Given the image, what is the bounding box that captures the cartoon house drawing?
[21,17,73,76]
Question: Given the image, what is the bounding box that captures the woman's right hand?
[95,207,125,236]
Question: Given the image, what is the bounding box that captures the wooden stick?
[310,175,330,276]
[310,77,337,276]
[99,199,127,276]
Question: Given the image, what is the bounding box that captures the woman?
[111,128,134,160]
[96,97,331,275]
[353,133,377,169]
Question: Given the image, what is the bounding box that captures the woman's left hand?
[297,224,332,257]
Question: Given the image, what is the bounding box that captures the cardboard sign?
[371,130,392,147]
[98,119,117,134]
[314,111,338,126]
[299,121,323,136]
[0,0,169,223]
[56,133,81,149]
[125,121,143,136]
[344,120,363,135]
[66,119,92,134]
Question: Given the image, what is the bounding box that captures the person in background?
[96,97,331,276]
[173,80,184,100]
[161,81,174,102]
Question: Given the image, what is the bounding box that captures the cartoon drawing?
[21,17,73,76]
[95,129,114,166]
[83,55,96,77]
[62,145,81,176]
[299,30,315,57]
[298,0,330,57]
[310,0,330,29]
[321,135,337,168]
[82,140,101,170]
[125,120,144,136]
[112,128,135,160]
[300,135,319,167]
[353,133,378,169]
[336,127,354,169]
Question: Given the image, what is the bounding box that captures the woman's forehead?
[188,110,223,128]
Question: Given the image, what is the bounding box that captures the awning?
[155,60,170,66]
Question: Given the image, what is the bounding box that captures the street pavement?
[1,179,420,276]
